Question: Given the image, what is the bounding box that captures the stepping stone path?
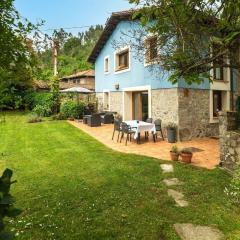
[160,164,174,173]
[174,223,225,240]
[168,189,189,207]
[163,178,183,186]
[160,164,224,239]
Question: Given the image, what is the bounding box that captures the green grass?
[0,112,239,240]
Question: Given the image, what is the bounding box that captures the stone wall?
[151,89,179,125]
[178,89,219,141]
[109,92,123,116]
[219,111,240,171]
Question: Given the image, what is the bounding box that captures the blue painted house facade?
[88,10,239,140]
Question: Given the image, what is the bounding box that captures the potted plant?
[166,122,177,143]
[180,148,193,163]
[170,145,179,161]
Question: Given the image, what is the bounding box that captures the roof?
[33,80,50,90]
[61,69,95,80]
[88,10,135,64]
[60,87,93,93]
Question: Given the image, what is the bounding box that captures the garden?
[0,112,239,239]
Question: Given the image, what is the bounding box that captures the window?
[145,36,158,64]
[73,79,76,84]
[80,79,86,84]
[104,57,109,73]
[115,49,129,71]
[213,90,222,117]
[77,79,80,84]
[212,46,224,81]
[63,79,68,83]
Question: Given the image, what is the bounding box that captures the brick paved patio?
[69,121,220,169]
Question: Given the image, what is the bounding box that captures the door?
[132,92,148,121]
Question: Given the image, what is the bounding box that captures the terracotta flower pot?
[170,151,179,161]
[180,152,193,163]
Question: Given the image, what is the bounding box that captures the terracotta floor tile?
[69,121,220,170]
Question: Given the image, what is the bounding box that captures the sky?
[14,0,132,35]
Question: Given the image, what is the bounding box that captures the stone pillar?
[219,111,240,170]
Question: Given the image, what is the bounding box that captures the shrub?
[171,145,178,153]
[24,91,60,114]
[225,167,240,205]
[52,113,66,121]
[27,114,42,123]
[60,101,86,119]
[33,104,51,117]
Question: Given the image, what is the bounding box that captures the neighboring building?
[33,80,50,92]
[60,70,95,91]
[88,10,239,140]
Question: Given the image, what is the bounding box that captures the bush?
[27,114,42,123]
[52,113,66,121]
[24,91,60,114]
[33,104,51,117]
[60,101,86,119]
[225,167,240,205]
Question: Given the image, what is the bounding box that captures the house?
[33,80,50,92]
[88,10,239,140]
[60,70,95,91]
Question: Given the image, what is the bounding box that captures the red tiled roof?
[61,69,95,80]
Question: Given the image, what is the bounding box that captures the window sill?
[213,79,229,83]
[104,71,110,75]
[114,68,130,74]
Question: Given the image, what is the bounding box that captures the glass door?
[132,92,148,121]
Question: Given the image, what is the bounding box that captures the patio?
[69,121,220,170]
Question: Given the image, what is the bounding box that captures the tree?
[127,0,240,84]
[35,25,103,81]
[0,0,40,109]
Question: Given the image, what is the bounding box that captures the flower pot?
[170,151,179,161]
[167,128,177,143]
[180,152,193,163]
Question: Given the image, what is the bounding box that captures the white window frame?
[104,56,110,74]
[114,46,131,74]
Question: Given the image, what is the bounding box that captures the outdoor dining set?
[112,118,164,146]
[82,112,164,146]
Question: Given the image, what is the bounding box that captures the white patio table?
[123,120,156,143]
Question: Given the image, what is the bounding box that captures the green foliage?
[35,25,103,81]
[60,101,86,119]
[129,0,240,84]
[52,113,66,121]
[33,105,51,117]
[27,114,42,123]
[0,0,41,110]
[171,145,178,153]
[0,168,20,240]
[225,167,240,205]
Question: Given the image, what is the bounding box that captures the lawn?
[0,112,239,240]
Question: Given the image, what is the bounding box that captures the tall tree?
[0,0,39,109]
[127,0,240,84]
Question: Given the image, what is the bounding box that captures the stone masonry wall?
[109,92,123,116]
[219,111,240,171]
[151,89,179,137]
[178,89,219,141]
